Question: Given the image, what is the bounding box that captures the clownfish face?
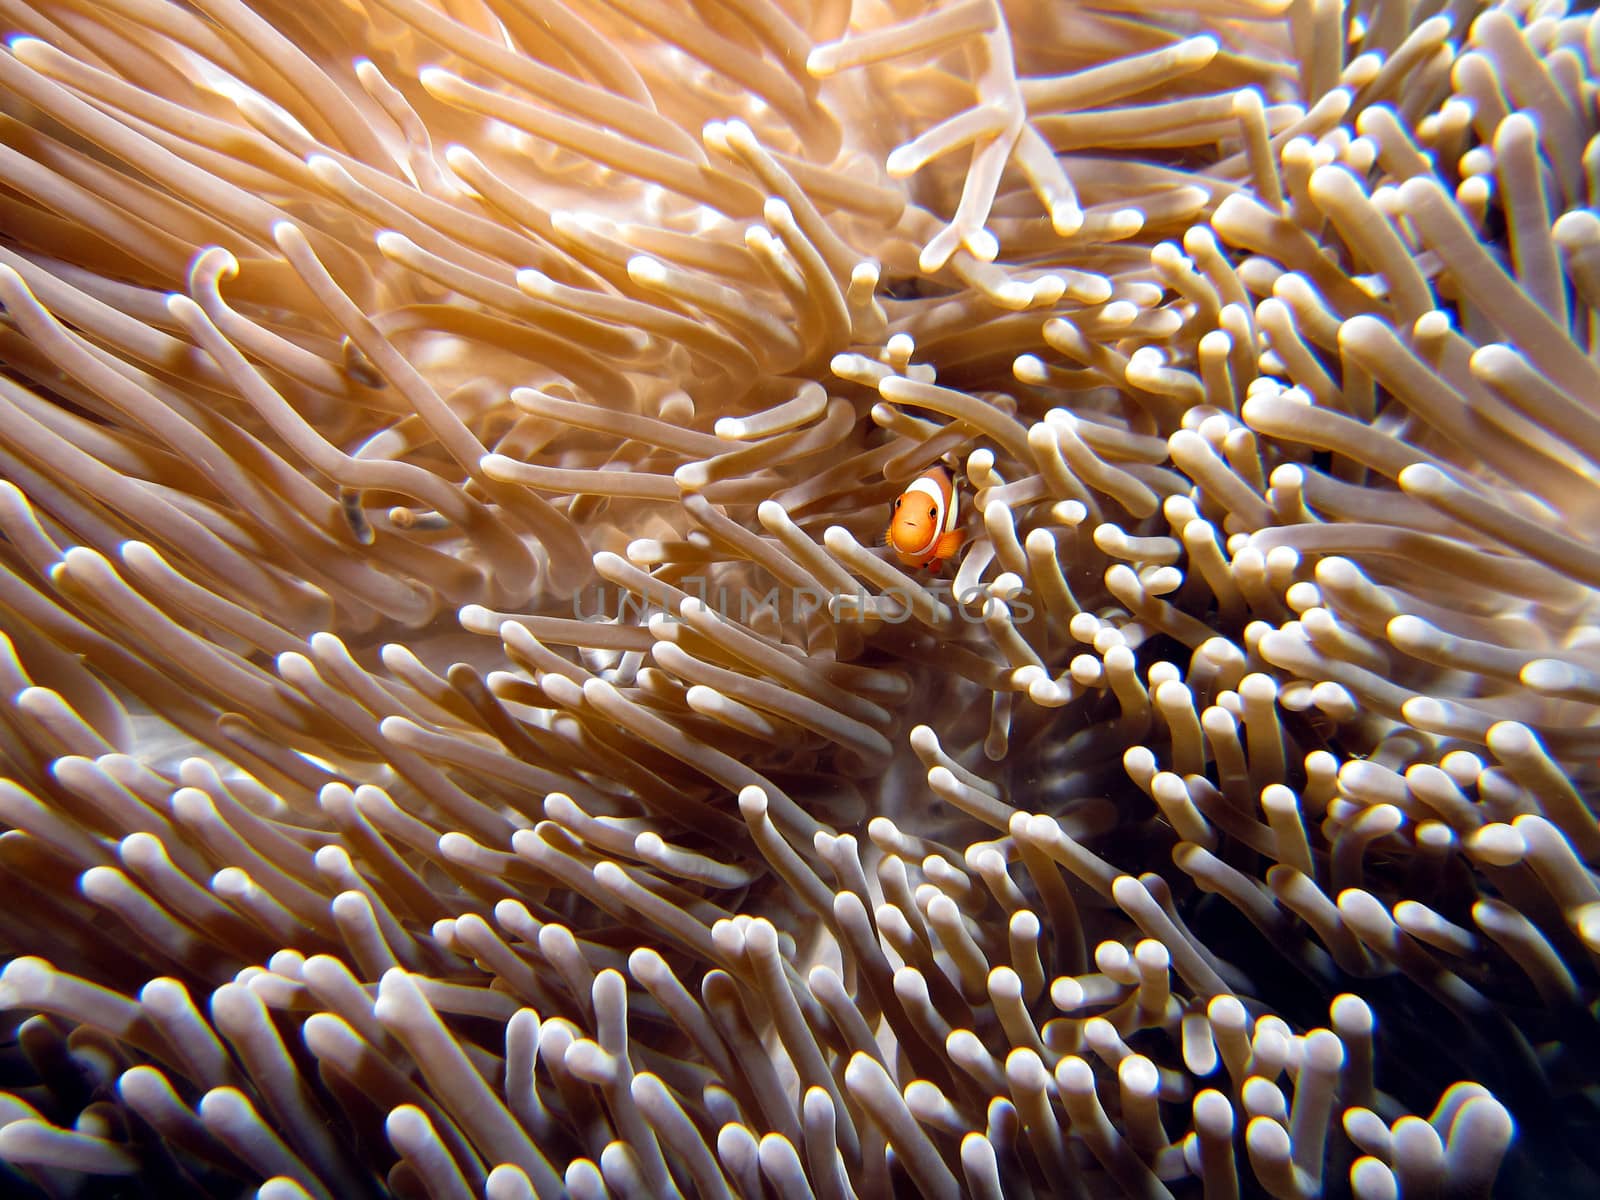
[886,466,964,569]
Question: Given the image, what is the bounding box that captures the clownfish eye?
[928,506,937,519]
[893,498,902,509]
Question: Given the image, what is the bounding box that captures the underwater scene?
[0,0,1594,1195]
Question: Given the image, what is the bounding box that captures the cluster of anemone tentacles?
[0,0,1596,1196]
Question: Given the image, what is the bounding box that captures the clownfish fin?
[934,529,965,559]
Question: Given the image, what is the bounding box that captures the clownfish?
[886,465,965,570]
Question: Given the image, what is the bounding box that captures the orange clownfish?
[886,465,965,570]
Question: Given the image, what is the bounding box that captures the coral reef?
[0,0,1594,1195]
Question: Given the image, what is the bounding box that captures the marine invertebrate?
[0,0,1594,1196]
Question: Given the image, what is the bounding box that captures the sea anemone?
[0,0,1593,1195]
